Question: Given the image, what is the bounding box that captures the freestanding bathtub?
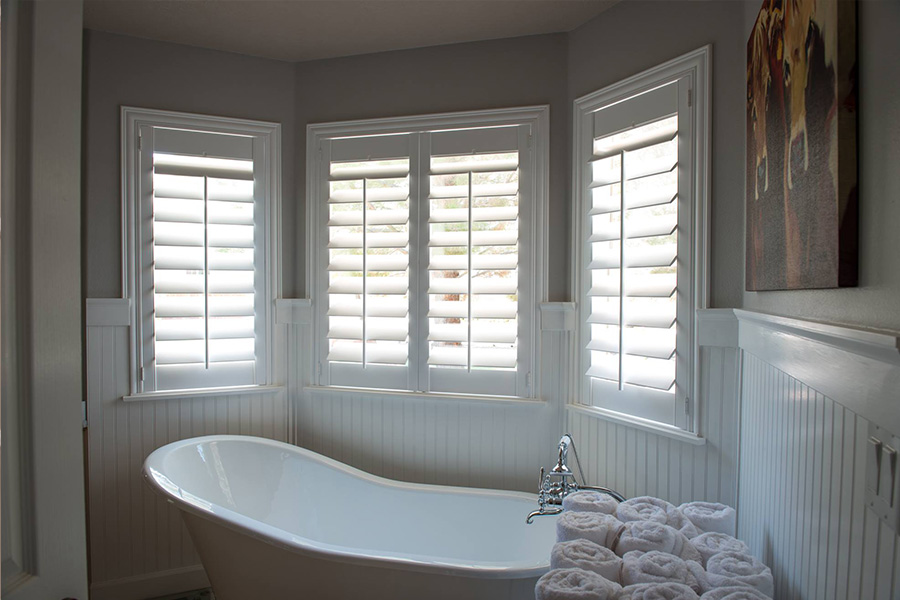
[143,435,558,600]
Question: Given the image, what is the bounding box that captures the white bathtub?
[143,435,558,600]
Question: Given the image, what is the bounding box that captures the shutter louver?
[587,112,679,393]
[326,140,411,369]
[426,127,520,373]
[151,138,259,390]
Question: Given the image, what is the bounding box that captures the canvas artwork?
[746,0,858,291]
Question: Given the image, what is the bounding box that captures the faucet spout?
[525,506,562,524]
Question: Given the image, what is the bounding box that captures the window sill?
[304,385,548,407]
[123,385,284,403]
[568,404,706,446]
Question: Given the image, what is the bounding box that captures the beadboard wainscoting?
[565,309,742,507]
[85,299,290,600]
[735,310,900,600]
[286,303,575,492]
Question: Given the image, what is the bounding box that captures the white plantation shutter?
[423,125,531,396]
[579,74,700,428]
[137,125,270,392]
[323,133,415,390]
[313,111,543,397]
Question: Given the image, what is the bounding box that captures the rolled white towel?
[615,521,702,563]
[699,587,771,600]
[535,567,623,600]
[685,560,711,595]
[557,510,626,549]
[705,552,774,598]
[617,496,700,539]
[551,539,623,583]
[678,502,737,537]
[623,582,700,599]
[691,532,751,567]
[617,496,672,525]
[621,551,702,594]
[563,490,619,515]
[667,510,701,540]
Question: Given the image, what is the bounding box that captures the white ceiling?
[83,0,619,62]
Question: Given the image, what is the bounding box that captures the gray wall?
[740,0,900,331]
[567,0,747,310]
[83,1,900,330]
[82,31,298,297]
[294,34,569,299]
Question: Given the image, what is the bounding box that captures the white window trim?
[571,46,710,433]
[121,106,282,397]
[306,105,550,399]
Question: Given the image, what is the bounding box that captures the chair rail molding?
[540,302,576,332]
[697,308,739,348]
[86,298,131,327]
[275,298,312,325]
[735,309,900,433]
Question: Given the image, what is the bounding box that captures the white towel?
[678,502,737,537]
[551,539,623,583]
[557,510,626,549]
[690,532,751,567]
[615,521,703,563]
[620,551,702,594]
[563,490,620,515]
[699,587,771,600]
[685,560,711,595]
[704,552,774,598]
[617,496,700,539]
[535,567,623,600]
[623,582,700,599]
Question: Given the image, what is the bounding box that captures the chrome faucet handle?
[526,433,626,523]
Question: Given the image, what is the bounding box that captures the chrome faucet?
[526,433,626,523]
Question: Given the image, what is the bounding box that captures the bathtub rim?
[142,434,553,580]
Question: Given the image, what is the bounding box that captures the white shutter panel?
[148,128,262,391]
[312,111,543,398]
[323,134,413,390]
[583,80,692,426]
[423,125,529,396]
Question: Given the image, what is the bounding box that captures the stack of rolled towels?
[535,493,773,600]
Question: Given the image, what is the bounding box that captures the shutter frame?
[310,107,548,398]
[574,47,710,432]
[123,107,279,396]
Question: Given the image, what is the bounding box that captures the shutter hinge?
[687,89,693,108]
[317,361,323,381]
[138,132,143,151]
[140,367,146,382]
[527,133,533,148]
[526,371,533,393]
[684,396,692,416]
[82,400,88,429]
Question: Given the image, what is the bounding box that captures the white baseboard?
[90,565,210,600]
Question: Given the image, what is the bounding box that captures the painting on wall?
[746,0,858,291]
